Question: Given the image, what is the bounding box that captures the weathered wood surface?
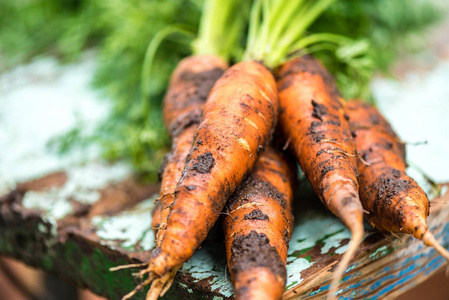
[1,164,448,300]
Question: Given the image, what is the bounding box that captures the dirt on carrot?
[223,146,296,299]
[162,55,228,138]
[347,101,449,261]
[154,125,197,246]
[110,60,281,300]
[275,55,364,298]
[147,60,277,278]
[145,55,228,299]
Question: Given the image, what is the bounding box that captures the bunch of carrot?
[111,0,449,299]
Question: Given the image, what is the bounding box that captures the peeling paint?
[182,248,233,298]
[0,181,14,198]
[285,212,351,289]
[38,223,47,234]
[22,162,131,221]
[23,189,73,219]
[370,246,389,260]
[440,186,448,197]
[93,195,157,250]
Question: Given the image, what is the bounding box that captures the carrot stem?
[245,0,262,61]
[193,0,248,61]
[270,0,336,65]
[244,0,336,67]
[140,25,195,104]
[292,33,350,51]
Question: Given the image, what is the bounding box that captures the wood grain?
[0,167,448,300]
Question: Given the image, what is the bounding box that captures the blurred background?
[1,0,449,299]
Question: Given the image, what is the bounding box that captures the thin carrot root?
[325,149,358,157]
[145,264,182,300]
[160,267,179,296]
[328,224,364,300]
[357,154,371,166]
[228,202,261,215]
[121,273,155,300]
[145,274,168,300]
[109,262,149,272]
[422,230,449,261]
[113,264,179,300]
[145,266,180,300]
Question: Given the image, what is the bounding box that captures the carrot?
[347,101,449,261]
[223,146,295,300]
[149,202,179,300]
[153,126,197,244]
[115,60,277,300]
[145,56,227,299]
[151,202,161,238]
[155,55,227,246]
[162,55,228,138]
[112,0,252,296]
[148,60,277,276]
[275,55,364,297]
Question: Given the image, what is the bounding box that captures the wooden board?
[1,165,448,300]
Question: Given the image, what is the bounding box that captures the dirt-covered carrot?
[149,59,278,275]
[152,56,226,246]
[116,60,277,300]
[162,56,228,138]
[241,0,360,296]
[347,101,449,260]
[153,125,199,246]
[223,146,295,300]
[275,55,364,296]
[155,55,227,246]
[152,202,161,237]
[147,57,227,299]
[112,0,251,298]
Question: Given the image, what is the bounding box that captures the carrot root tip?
[121,274,155,300]
[422,231,449,262]
[145,265,180,300]
[109,262,149,272]
[328,227,364,300]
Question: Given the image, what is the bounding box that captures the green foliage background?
[0,0,441,181]
[311,0,441,101]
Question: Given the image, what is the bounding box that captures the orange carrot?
[147,127,199,300]
[115,0,250,295]
[162,55,228,138]
[223,146,295,300]
[347,101,449,260]
[154,55,227,246]
[275,55,364,297]
[152,202,161,237]
[148,55,227,299]
[115,60,278,300]
[148,60,277,277]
